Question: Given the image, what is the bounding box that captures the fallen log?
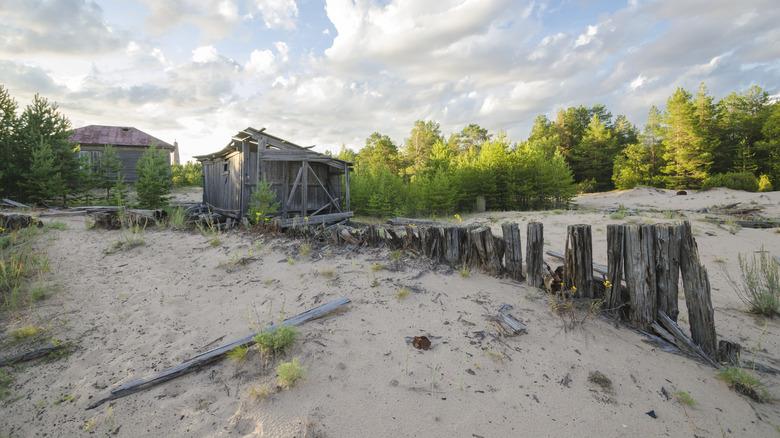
[1,198,30,209]
[387,217,446,227]
[86,297,352,410]
[705,218,780,229]
[0,344,71,366]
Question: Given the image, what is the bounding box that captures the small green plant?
[390,250,403,260]
[255,325,299,355]
[248,176,281,225]
[276,357,308,388]
[83,417,95,431]
[716,366,769,401]
[11,324,38,340]
[263,279,273,286]
[553,209,563,215]
[673,390,695,406]
[458,268,471,278]
[226,345,250,363]
[45,221,67,231]
[165,206,189,229]
[286,257,294,264]
[197,214,222,245]
[30,283,53,301]
[396,287,409,300]
[737,248,780,317]
[371,263,383,272]
[299,243,312,256]
[610,212,625,220]
[484,348,505,363]
[0,369,14,401]
[54,394,74,406]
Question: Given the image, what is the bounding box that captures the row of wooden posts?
[326,219,717,355]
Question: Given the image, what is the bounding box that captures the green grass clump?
[255,325,298,355]
[396,287,409,300]
[716,366,769,401]
[458,268,471,278]
[225,345,249,363]
[165,206,190,229]
[299,243,312,256]
[390,251,403,260]
[45,221,67,231]
[673,390,695,406]
[609,212,625,220]
[0,369,13,401]
[737,248,780,317]
[276,357,308,388]
[371,263,383,272]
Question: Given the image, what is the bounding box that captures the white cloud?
[274,41,290,63]
[630,75,646,90]
[192,45,221,63]
[574,25,598,48]
[253,0,299,30]
[246,49,275,74]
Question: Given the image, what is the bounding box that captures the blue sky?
[1,0,778,162]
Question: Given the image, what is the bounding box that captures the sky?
[1,0,779,163]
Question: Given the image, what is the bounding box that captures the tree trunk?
[502,223,524,281]
[623,224,657,331]
[679,221,717,355]
[443,226,464,267]
[470,226,504,274]
[526,222,544,288]
[655,223,682,322]
[564,224,594,298]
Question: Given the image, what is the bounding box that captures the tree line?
[0,85,202,209]
[330,83,777,217]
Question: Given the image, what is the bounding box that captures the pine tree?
[95,143,121,202]
[134,142,172,209]
[0,85,18,197]
[662,88,712,188]
[25,137,66,205]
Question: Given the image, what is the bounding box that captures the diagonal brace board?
[87,297,351,410]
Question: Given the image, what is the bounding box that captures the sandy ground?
[1,187,780,437]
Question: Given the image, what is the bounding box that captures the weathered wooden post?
[443,226,464,267]
[564,224,594,298]
[679,221,717,354]
[470,226,504,274]
[404,226,421,251]
[526,222,544,288]
[502,223,524,281]
[655,223,682,322]
[605,224,626,317]
[623,224,657,331]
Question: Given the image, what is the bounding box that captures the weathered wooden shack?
[195,127,353,227]
[69,125,178,182]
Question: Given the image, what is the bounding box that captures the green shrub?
[701,171,759,192]
[276,357,308,388]
[737,249,779,317]
[758,174,773,192]
[135,142,173,209]
[254,325,298,355]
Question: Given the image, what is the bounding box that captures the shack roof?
[70,125,175,150]
[194,127,351,169]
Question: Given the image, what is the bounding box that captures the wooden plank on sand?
[86,297,351,410]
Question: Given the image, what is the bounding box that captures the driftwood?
[526,222,544,288]
[654,311,721,369]
[706,219,780,229]
[502,223,524,281]
[0,344,70,366]
[487,313,527,336]
[1,198,30,208]
[86,297,351,410]
[679,221,717,355]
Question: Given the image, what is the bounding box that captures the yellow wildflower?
[604,280,612,287]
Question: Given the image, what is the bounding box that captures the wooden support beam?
[623,224,657,331]
[655,224,682,322]
[679,221,717,355]
[301,162,308,218]
[86,297,352,410]
[502,223,524,281]
[285,165,304,214]
[306,163,341,213]
[344,164,351,212]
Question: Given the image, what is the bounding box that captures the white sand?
[1,187,779,437]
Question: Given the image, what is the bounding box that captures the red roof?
[69,125,175,150]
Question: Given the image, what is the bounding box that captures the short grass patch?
[673,390,695,406]
[396,287,409,300]
[716,366,769,402]
[255,325,298,355]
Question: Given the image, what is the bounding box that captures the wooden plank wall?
[201,153,242,214]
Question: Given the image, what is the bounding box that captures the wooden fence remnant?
[563,224,594,298]
[526,222,544,287]
[443,226,464,267]
[502,222,524,281]
[623,224,657,331]
[470,226,504,275]
[679,221,717,355]
[605,224,627,317]
[655,224,682,322]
